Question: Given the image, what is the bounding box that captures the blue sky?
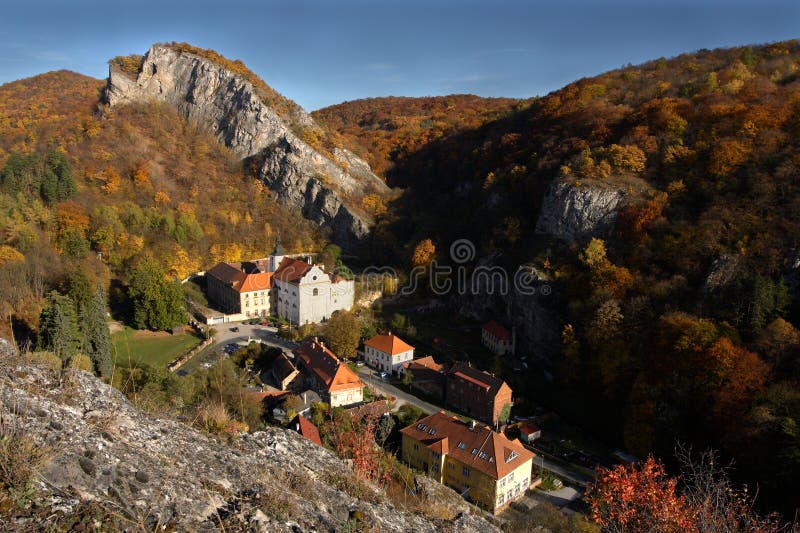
[1,0,798,110]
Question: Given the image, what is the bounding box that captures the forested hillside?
[0,71,323,337]
[323,40,800,515]
[312,95,522,179]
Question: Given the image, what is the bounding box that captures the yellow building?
[400,411,535,514]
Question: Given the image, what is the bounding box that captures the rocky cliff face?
[535,179,636,242]
[0,354,497,532]
[106,44,388,248]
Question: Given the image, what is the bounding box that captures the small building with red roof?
[402,355,447,400]
[293,338,364,407]
[518,423,541,444]
[293,415,322,446]
[364,332,414,375]
[481,320,514,356]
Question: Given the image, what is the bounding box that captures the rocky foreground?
[0,350,497,532]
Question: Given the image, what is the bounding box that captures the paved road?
[356,367,442,414]
[177,323,298,375]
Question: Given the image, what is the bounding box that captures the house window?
[462,467,470,477]
[313,288,319,296]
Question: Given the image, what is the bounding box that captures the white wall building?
[205,236,354,325]
[363,333,415,375]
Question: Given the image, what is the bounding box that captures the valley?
[0,35,799,532]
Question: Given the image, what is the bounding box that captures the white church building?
[205,236,354,325]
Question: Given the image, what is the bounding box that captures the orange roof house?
[365,333,414,355]
[293,338,364,407]
[400,411,535,514]
[363,332,415,374]
[402,355,447,400]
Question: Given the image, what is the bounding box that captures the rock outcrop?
[106,44,388,248]
[535,178,639,242]
[0,354,498,532]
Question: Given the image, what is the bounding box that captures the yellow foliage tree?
[210,243,244,263]
[168,245,200,280]
[101,166,121,193]
[411,239,436,267]
[154,190,171,207]
[0,245,24,266]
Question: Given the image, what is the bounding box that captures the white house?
[363,333,414,375]
[481,320,514,356]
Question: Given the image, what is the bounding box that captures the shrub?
[0,414,51,506]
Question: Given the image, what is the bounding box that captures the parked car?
[356,360,365,367]
[378,371,389,380]
[230,326,239,332]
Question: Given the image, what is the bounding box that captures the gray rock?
[535,179,637,242]
[106,44,388,248]
[0,361,500,532]
[704,254,742,291]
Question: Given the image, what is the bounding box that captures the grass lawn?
[111,326,203,369]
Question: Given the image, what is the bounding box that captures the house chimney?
[469,420,477,430]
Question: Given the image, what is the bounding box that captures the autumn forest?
[1,38,800,523]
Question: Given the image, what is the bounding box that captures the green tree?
[86,283,113,377]
[498,403,512,425]
[128,256,186,330]
[37,291,81,364]
[324,310,360,358]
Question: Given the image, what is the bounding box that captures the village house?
[402,355,447,400]
[518,423,542,444]
[400,412,536,514]
[292,415,322,447]
[205,261,272,318]
[269,352,300,391]
[293,338,364,407]
[446,362,513,427]
[363,333,414,375]
[481,320,514,356]
[205,236,354,324]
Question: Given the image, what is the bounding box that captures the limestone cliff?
[106,44,388,247]
[0,354,497,532]
[535,178,643,242]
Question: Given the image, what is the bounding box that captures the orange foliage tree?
[588,457,697,533]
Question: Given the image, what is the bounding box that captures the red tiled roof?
[365,333,414,355]
[294,339,363,393]
[238,272,272,293]
[297,415,322,446]
[400,412,534,480]
[207,262,272,293]
[251,390,290,403]
[346,400,390,420]
[453,371,490,390]
[273,257,312,283]
[402,355,445,373]
[271,353,299,382]
[448,362,510,398]
[483,320,511,341]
